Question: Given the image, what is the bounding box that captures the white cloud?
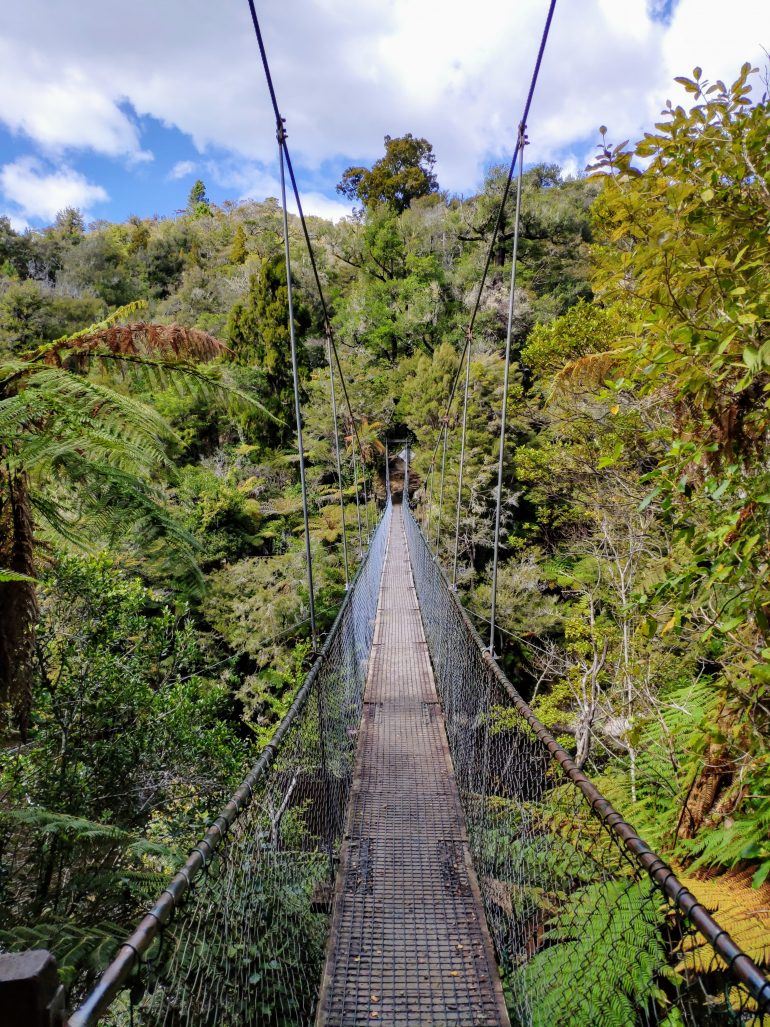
[289,192,352,223]
[0,157,108,222]
[0,39,141,158]
[168,159,197,180]
[203,158,352,222]
[662,1,769,85]
[1,210,30,232]
[0,0,767,196]
[559,155,580,181]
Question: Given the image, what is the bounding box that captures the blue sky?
[0,0,767,230]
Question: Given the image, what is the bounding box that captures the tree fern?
[509,878,670,1027]
[4,807,178,860]
[675,867,770,974]
[0,308,283,729]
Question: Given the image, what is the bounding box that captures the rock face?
[379,454,420,505]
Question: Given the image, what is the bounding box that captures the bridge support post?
[0,950,66,1026]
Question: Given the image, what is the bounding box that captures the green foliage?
[6,555,245,821]
[230,222,248,264]
[0,279,104,352]
[585,64,770,872]
[187,178,210,217]
[1,64,767,1017]
[520,298,630,380]
[333,207,457,362]
[511,879,669,1026]
[337,133,438,213]
[592,64,770,448]
[0,555,246,985]
[227,254,310,436]
[175,463,263,565]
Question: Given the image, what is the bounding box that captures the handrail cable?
[451,328,473,586]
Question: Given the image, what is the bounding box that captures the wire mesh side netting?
[402,502,770,1027]
[66,501,392,1027]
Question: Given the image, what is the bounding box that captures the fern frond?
[3,807,173,858]
[551,347,629,389]
[675,867,770,972]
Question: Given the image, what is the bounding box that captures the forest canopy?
[0,63,768,1014]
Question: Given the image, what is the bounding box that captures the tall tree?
[229,223,248,264]
[337,134,439,213]
[187,179,209,214]
[226,254,310,435]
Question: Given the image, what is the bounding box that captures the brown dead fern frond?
[553,350,622,388]
[676,867,770,973]
[44,322,230,368]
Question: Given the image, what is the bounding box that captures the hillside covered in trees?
[1,63,769,1006]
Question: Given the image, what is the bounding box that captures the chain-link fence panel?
[64,502,392,1027]
[403,501,770,1027]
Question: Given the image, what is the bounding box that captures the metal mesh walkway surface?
[316,504,510,1027]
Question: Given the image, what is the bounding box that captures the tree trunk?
[676,745,732,840]
[0,470,37,738]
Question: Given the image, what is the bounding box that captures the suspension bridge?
[2,1,770,1024]
[53,486,769,1026]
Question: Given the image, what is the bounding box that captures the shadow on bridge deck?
[316,504,510,1027]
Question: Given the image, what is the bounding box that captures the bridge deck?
[316,504,509,1026]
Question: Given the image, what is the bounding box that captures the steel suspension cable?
[435,419,449,553]
[451,329,473,587]
[422,0,557,542]
[327,329,350,588]
[489,127,525,653]
[351,439,364,556]
[277,138,317,642]
[246,0,372,563]
[360,456,372,541]
[424,461,435,534]
[282,136,374,529]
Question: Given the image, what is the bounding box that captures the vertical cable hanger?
[350,429,364,556]
[435,417,449,554]
[327,327,350,588]
[451,328,473,588]
[489,123,526,654]
[419,0,556,650]
[424,458,435,534]
[246,0,317,640]
[246,0,374,573]
[277,128,317,643]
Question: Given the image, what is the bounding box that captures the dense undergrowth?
[0,63,768,1017]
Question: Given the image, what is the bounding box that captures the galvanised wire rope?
[277,134,317,641]
[421,0,558,569]
[245,0,374,566]
[435,417,449,552]
[326,332,350,587]
[451,329,473,586]
[489,126,525,653]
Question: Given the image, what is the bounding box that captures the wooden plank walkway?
[316,504,510,1027]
